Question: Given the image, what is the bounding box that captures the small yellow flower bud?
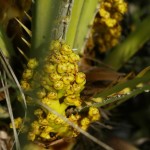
[50,53,62,63]
[91,97,103,103]
[27,58,38,69]
[91,115,100,121]
[57,63,67,74]
[69,53,80,63]
[53,80,64,90]
[50,72,61,81]
[75,72,86,84]
[64,85,74,96]
[88,107,100,121]
[47,91,58,99]
[31,121,39,127]
[69,114,78,122]
[105,18,117,27]
[32,128,40,135]
[64,95,74,104]
[22,69,33,80]
[88,107,99,117]
[42,97,50,105]
[74,64,79,73]
[40,132,50,139]
[64,95,81,106]
[62,75,71,84]
[47,113,57,121]
[60,43,72,55]
[67,63,75,73]
[50,40,61,50]
[117,3,127,14]
[44,126,53,132]
[20,80,30,90]
[74,99,82,107]
[103,2,111,8]
[10,117,22,129]
[76,114,81,120]
[39,118,49,125]
[81,125,88,131]
[80,117,90,126]
[36,89,46,99]
[34,109,43,117]
[61,55,69,63]
[44,63,55,73]
[55,117,64,125]
[72,131,79,137]
[28,132,35,141]
[99,8,110,18]
[72,83,82,93]
[68,73,75,82]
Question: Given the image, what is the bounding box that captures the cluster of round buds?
[28,108,82,141]
[28,106,101,142]
[18,40,100,143]
[98,0,127,27]
[20,58,38,91]
[42,40,85,107]
[87,0,127,52]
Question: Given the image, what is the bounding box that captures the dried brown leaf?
[85,67,124,82]
[0,91,5,101]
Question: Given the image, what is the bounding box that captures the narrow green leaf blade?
[0,25,14,58]
[79,67,150,111]
[66,0,99,52]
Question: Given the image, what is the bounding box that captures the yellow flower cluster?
[18,41,101,142]
[10,117,22,129]
[90,0,127,52]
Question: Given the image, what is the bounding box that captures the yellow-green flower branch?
[12,41,101,142]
